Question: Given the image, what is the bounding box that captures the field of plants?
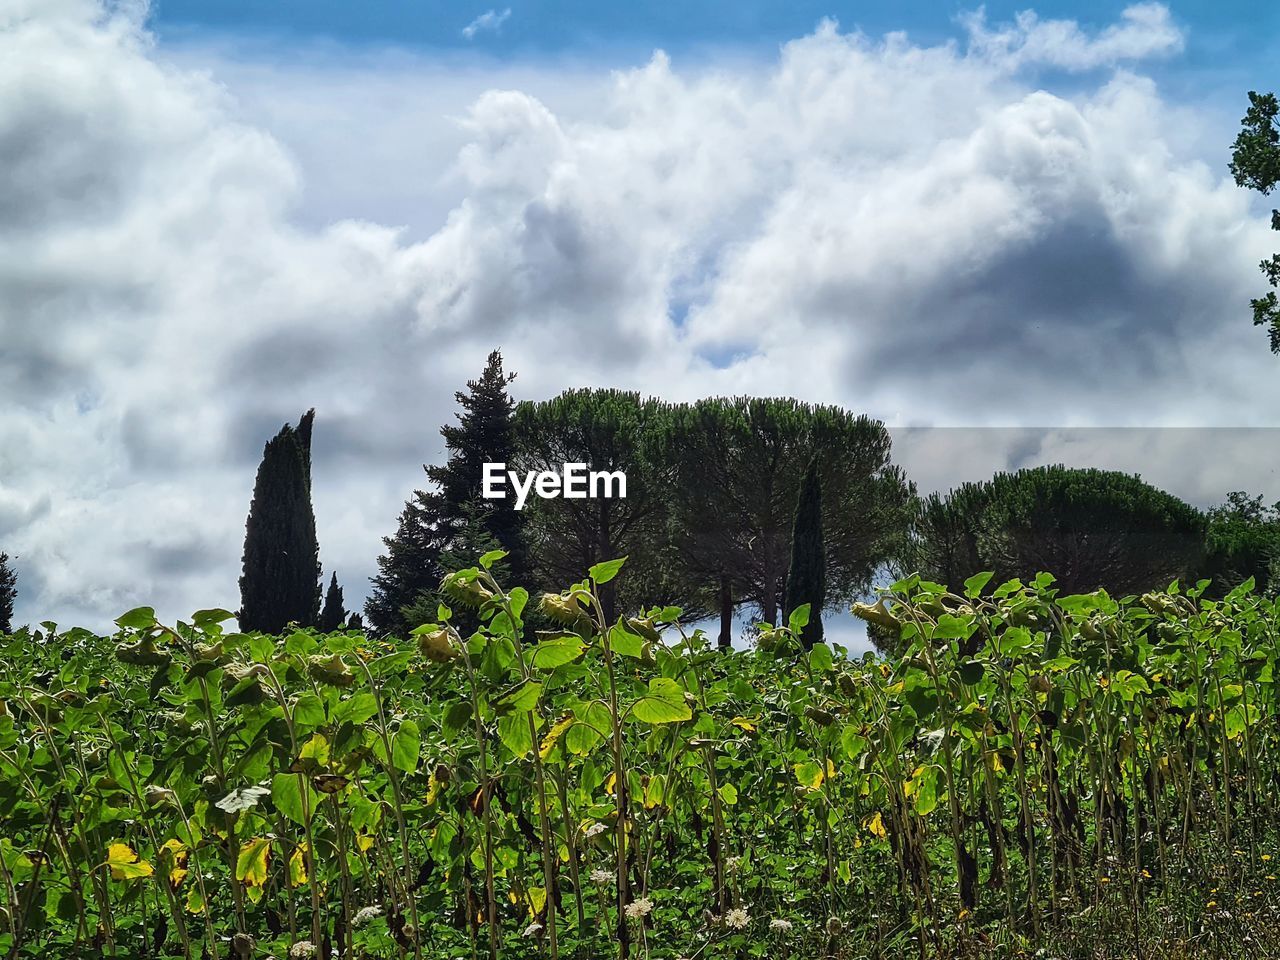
[2,555,1280,959]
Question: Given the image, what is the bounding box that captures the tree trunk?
[717,575,732,650]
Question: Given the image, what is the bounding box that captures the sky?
[3,0,1280,648]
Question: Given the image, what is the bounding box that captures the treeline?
[229,350,1280,654]
[363,352,915,647]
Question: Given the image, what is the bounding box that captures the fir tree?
[366,351,525,637]
[366,495,448,637]
[0,553,15,635]
[318,572,346,632]
[428,350,527,583]
[784,460,826,648]
[239,410,321,634]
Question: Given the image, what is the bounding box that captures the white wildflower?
[769,917,793,932]
[590,868,614,884]
[583,823,607,838]
[352,905,383,928]
[523,921,544,937]
[725,855,743,872]
[724,907,750,929]
[624,897,653,920]
[289,942,317,959]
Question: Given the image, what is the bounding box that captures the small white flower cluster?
[289,942,317,959]
[352,905,383,928]
[624,897,653,920]
[523,921,544,938]
[724,907,750,930]
[583,822,608,839]
[769,917,793,932]
[590,868,614,884]
[725,855,743,873]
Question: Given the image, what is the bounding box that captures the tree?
[318,573,347,632]
[1229,91,1280,352]
[1202,491,1280,596]
[366,351,525,637]
[239,410,321,634]
[907,466,1205,597]
[0,553,15,634]
[664,397,914,636]
[365,495,448,638]
[428,350,527,582]
[783,461,825,648]
[514,389,704,625]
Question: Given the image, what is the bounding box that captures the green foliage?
[663,396,915,630]
[1230,90,1280,352]
[905,466,1205,636]
[783,461,825,648]
[239,409,321,633]
[514,388,702,624]
[1203,491,1280,596]
[5,565,1280,958]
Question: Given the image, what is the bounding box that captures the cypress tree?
[0,553,15,635]
[239,410,321,633]
[318,572,346,632]
[784,460,825,648]
[367,351,525,637]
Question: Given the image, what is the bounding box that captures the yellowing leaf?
[106,842,153,881]
[355,832,374,853]
[730,717,757,733]
[185,885,206,915]
[528,886,547,918]
[159,838,188,887]
[604,773,617,797]
[235,837,272,888]
[426,770,443,806]
[288,843,308,888]
[793,761,824,791]
[539,715,575,760]
[299,734,330,768]
[864,812,887,839]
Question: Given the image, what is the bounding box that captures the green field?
[2,559,1279,959]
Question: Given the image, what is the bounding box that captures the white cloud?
[960,2,1184,72]
[462,7,511,40]
[1,1,1276,631]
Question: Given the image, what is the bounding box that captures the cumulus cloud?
[462,8,511,40]
[0,0,1275,631]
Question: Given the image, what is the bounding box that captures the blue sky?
[150,1,1278,67]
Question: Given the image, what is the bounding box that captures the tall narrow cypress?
[239,410,321,634]
[784,460,825,648]
[318,572,346,632]
[0,553,15,635]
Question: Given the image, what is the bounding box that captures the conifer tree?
[0,553,15,635]
[318,572,346,632]
[239,410,321,633]
[784,460,825,648]
[429,350,527,582]
[367,351,525,637]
